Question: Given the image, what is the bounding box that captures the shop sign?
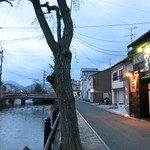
[133,53,150,71]
[144,54,150,71]
[130,79,136,92]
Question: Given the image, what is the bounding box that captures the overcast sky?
[0,0,150,86]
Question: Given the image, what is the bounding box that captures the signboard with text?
[130,79,136,92]
[133,53,150,72]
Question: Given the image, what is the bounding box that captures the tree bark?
[55,49,83,150]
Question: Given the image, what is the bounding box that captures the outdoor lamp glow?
[90,89,94,93]
[144,47,150,54]
[137,47,143,53]
[126,71,133,77]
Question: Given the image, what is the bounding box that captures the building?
[127,31,150,118]
[71,79,80,97]
[110,57,133,115]
[4,83,21,93]
[80,68,98,99]
[87,69,111,103]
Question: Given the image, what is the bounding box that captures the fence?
[43,107,60,150]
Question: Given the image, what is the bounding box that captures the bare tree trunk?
[54,48,83,150]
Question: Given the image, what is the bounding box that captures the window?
[119,69,123,80]
[113,72,118,81]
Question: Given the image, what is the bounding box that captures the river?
[0,99,51,150]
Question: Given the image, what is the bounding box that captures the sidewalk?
[92,103,129,117]
[91,103,150,122]
[77,111,110,150]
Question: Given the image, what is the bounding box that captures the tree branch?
[57,0,73,50]
[30,0,58,52]
[41,2,61,42]
[0,0,13,6]
[41,2,58,13]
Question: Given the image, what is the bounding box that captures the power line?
[74,35,127,55]
[3,67,42,82]
[75,32,130,43]
[73,40,103,69]
[0,35,44,44]
[102,0,150,14]
[85,0,126,23]
[0,27,40,29]
[0,21,150,31]
[74,22,150,28]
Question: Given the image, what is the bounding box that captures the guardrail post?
[44,117,51,146]
[51,109,57,127]
[56,105,59,114]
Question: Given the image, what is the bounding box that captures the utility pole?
[126,27,137,42]
[43,70,46,89]
[0,49,3,97]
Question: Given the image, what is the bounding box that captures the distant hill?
[3,80,25,89]
[3,80,51,91]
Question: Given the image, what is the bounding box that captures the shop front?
[127,32,150,118]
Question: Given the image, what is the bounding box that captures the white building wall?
[81,81,87,99]
[111,65,124,89]
[87,77,94,102]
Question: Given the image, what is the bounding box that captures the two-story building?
[110,57,133,115]
[80,68,98,99]
[127,30,150,119]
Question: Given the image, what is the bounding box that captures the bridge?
[0,93,56,104]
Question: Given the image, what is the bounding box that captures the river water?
[0,99,51,150]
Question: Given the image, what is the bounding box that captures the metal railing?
[43,108,60,150]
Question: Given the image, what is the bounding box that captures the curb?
[77,110,111,150]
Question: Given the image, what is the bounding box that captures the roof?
[108,57,131,71]
[127,30,150,49]
[81,68,98,72]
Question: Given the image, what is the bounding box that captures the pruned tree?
[0,0,83,150]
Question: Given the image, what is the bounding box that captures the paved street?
[76,100,150,150]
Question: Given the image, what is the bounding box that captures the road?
[76,100,150,150]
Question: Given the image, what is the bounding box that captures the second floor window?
[113,72,118,81]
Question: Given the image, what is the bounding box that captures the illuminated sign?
[144,54,150,71]
[133,53,150,71]
[130,79,136,92]
[133,42,150,71]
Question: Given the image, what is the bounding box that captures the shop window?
[113,72,118,81]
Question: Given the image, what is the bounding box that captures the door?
[118,89,125,104]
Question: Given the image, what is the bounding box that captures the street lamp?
[90,89,94,93]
